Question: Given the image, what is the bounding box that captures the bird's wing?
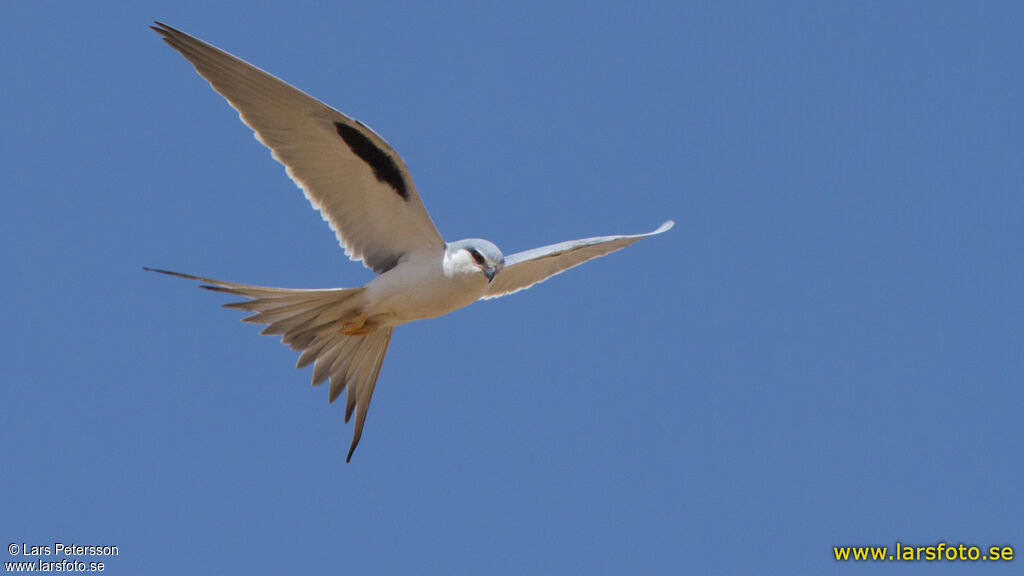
[483,221,674,299]
[152,22,444,274]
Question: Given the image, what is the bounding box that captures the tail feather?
[325,336,364,399]
[342,329,392,462]
[296,329,340,370]
[145,267,392,462]
[306,335,342,377]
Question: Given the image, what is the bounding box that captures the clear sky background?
[3,2,1022,574]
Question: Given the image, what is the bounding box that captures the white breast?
[362,247,489,326]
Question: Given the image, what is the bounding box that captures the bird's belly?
[363,262,487,326]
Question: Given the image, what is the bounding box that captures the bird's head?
[445,239,505,282]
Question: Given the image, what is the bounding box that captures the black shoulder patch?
[334,121,409,200]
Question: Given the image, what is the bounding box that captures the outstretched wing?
[483,221,673,299]
[152,22,444,274]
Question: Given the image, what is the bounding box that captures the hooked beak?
[484,266,497,283]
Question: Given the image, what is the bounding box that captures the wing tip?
[143,266,203,282]
[652,220,674,235]
[150,21,175,37]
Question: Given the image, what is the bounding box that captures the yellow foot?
[339,312,375,336]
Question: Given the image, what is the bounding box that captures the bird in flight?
[148,22,673,461]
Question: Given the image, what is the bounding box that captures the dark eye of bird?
[469,249,486,266]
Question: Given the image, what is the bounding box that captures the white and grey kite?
[148,22,673,461]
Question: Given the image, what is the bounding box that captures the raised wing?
[483,221,673,299]
[152,22,444,274]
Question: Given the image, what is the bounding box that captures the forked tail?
[145,268,392,461]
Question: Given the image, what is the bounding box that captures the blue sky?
[3,2,1022,574]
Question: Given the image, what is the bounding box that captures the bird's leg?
[339,311,375,336]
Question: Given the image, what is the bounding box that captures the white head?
[445,239,505,282]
